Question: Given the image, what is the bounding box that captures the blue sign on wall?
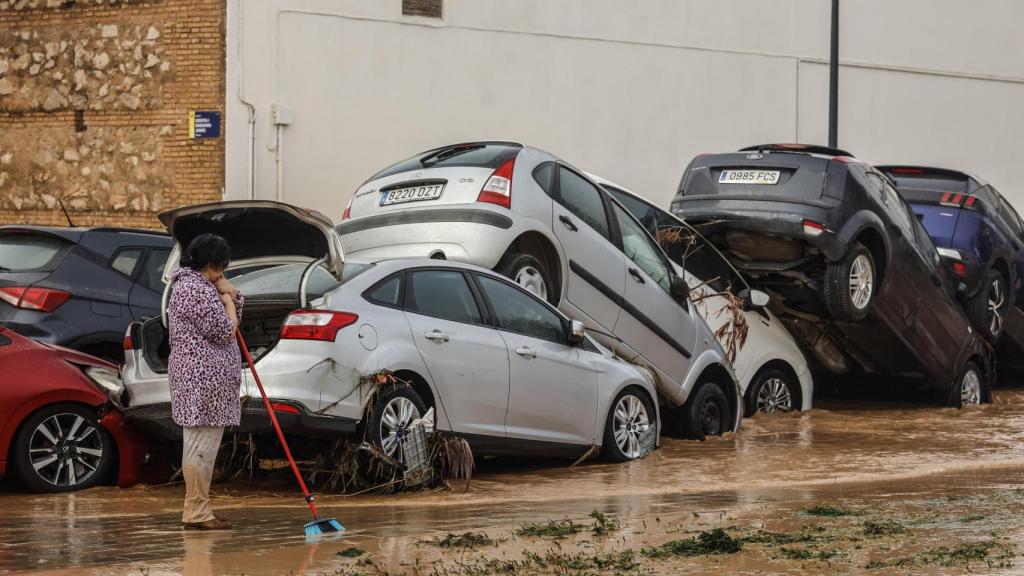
[189,111,221,139]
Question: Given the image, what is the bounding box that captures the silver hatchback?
[339,142,742,438]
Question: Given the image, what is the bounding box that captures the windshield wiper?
[0,266,11,272]
[419,144,485,167]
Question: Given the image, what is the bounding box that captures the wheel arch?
[693,363,740,431]
[852,226,888,284]
[501,230,563,301]
[744,360,803,417]
[6,399,117,485]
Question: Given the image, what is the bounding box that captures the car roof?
[875,165,987,188]
[739,143,855,158]
[0,225,170,245]
[361,256,505,277]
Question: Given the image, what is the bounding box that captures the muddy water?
[3,389,1024,575]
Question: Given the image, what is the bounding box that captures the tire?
[496,252,556,305]
[602,388,656,462]
[678,381,731,440]
[365,383,427,463]
[948,361,986,408]
[12,403,114,493]
[824,242,876,321]
[746,368,798,416]
[966,269,1009,345]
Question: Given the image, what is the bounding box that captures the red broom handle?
[236,329,321,519]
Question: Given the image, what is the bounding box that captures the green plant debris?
[778,546,840,561]
[862,519,908,537]
[337,547,366,558]
[523,549,640,572]
[864,540,1015,570]
[958,514,987,523]
[515,519,585,539]
[431,532,495,549]
[589,510,621,535]
[642,528,742,558]
[802,505,856,517]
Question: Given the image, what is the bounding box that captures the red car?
[0,325,161,492]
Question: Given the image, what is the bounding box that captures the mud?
[4,389,1024,575]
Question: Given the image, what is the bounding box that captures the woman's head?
[180,233,231,281]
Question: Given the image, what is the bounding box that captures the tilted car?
[672,144,990,406]
[122,201,662,463]
[0,226,172,363]
[0,325,160,492]
[878,165,1024,348]
[589,174,813,415]
[338,141,742,438]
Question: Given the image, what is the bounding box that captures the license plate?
[379,183,445,206]
[718,170,781,185]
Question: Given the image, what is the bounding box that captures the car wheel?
[679,381,731,440]
[747,368,797,416]
[825,242,876,321]
[496,253,555,304]
[602,388,656,462]
[365,384,427,464]
[949,361,986,408]
[966,269,1009,344]
[12,403,113,493]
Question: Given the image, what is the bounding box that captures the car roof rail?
[739,143,855,158]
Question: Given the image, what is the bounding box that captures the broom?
[235,329,344,536]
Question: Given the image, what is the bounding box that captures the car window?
[0,234,68,272]
[477,274,566,343]
[367,274,402,307]
[408,270,482,324]
[533,162,555,197]
[111,248,143,277]
[233,263,366,300]
[912,216,943,271]
[367,143,522,182]
[868,172,915,239]
[603,185,664,238]
[137,249,170,291]
[558,167,610,238]
[609,201,671,292]
[998,197,1024,237]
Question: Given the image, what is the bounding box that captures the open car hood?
[159,201,345,281]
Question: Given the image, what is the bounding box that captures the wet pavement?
[4,389,1024,575]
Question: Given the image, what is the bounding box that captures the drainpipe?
[235,0,257,200]
[828,0,840,148]
[272,105,293,202]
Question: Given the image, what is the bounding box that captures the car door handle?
[558,214,578,232]
[424,330,449,342]
[628,268,646,284]
[515,346,537,358]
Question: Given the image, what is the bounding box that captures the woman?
[168,233,243,530]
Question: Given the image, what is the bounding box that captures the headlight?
[84,366,125,407]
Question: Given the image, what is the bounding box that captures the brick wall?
[0,0,225,229]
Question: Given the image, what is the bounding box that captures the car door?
[473,272,598,446]
[607,200,695,386]
[865,171,923,332]
[549,165,626,331]
[402,268,510,438]
[128,248,170,319]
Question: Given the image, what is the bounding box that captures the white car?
[120,201,661,463]
[592,175,813,414]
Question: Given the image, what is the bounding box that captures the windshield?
[232,262,371,301]
[0,234,68,272]
[366,143,522,182]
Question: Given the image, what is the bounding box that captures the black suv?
[0,226,172,363]
[671,144,989,406]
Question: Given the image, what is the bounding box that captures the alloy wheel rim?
[514,266,548,301]
[380,397,421,461]
[28,413,104,487]
[961,370,982,406]
[988,278,1006,336]
[700,398,723,436]
[613,395,651,459]
[756,377,793,413]
[849,254,874,310]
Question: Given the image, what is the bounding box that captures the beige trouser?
[181,426,224,524]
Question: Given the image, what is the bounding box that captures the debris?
[642,528,743,557]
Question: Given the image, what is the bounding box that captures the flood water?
[4,388,1024,575]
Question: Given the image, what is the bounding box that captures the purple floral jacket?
[167,267,245,428]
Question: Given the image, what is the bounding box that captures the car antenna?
[57,198,75,227]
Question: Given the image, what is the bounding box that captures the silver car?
[121,201,660,462]
[340,142,741,438]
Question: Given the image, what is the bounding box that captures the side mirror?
[568,320,586,345]
[743,289,770,310]
[670,276,689,300]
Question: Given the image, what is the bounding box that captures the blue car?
[879,166,1024,347]
[0,226,172,363]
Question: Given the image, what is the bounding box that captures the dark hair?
[180,233,231,271]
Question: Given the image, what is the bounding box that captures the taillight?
[280,310,359,341]
[269,402,300,414]
[123,322,139,350]
[341,193,355,220]
[952,261,967,278]
[477,157,515,209]
[832,156,860,164]
[964,195,977,208]
[802,219,826,236]
[0,287,71,312]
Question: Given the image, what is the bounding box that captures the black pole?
[828,0,839,148]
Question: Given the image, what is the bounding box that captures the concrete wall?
[226,0,1024,219]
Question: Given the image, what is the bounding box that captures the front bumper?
[124,399,359,440]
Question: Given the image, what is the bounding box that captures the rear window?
[367,143,522,182]
[0,234,68,272]
[232,263,370,300]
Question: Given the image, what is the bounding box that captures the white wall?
[226,0,1024,219]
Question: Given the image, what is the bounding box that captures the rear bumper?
[124,399,359,440]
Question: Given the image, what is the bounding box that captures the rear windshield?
[0,234,68,272]
[366,143,522,182]
[232,262,371,301]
